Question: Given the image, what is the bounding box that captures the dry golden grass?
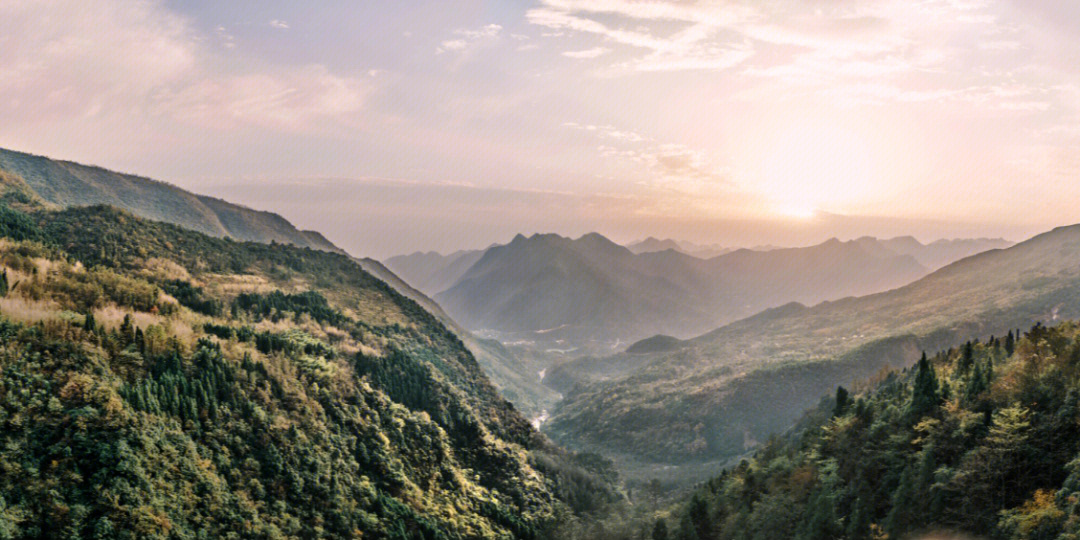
[94,305,162,329]
[209,273,276,295]
[0,295,64,323]
[137,257,191,282]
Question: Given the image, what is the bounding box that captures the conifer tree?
[846,496,871,540]
[120,314,134,344]
[909,352,940,418]
[1005,330,1015,355]
[135,327,145,354]
[964,363,987,404]
[833,386,850,417]
[799,487,839,540]
[959,341,974,373]
[652,518,669,540]
[885,466,917,537]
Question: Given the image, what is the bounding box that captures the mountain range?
[542,222,1080,480]
[388,232,1010,351]
[625,237,736,259]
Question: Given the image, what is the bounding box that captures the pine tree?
[652,518,669,540]
[135,327,145,354]
[885,466,917,537]
[846,495,871,540]
[959,341,974,373]
[120,314,134,344]
[685,494,712,540]
[964,362,987,404]
[833,386,850,417]
[83,311,96,334]
[799,488,839,540]
[909,352,940,418]
[916,446,939,518]
[0,270,8,297]
[1005,330,1015,355]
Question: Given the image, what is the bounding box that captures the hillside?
[384,249,485,297]
[654,321,1080,540]
[544,224,1080,478]
[879,235,1013,270]
[357,256,559,417]
[0,147,339,252]
[0,203,618,538]
[0,147,558,418]
[430,233,930,351]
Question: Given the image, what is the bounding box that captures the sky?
[2,0,1080,258]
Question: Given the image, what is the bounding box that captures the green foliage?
[909,351,941,419]
[161,280,222,316]
[0,202,620,538]
[664,321,1080,540]
[832,386,850,417]
[0,203,45,243]
[233,290,345,327]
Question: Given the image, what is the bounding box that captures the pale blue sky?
[2,1,1079,257]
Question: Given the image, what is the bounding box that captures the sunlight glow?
[755,121,877,218]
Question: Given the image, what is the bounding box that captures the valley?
[6,2,1077,537]
[0,147,1075,539]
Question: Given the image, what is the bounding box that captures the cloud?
[437,40,469,53]
[0,0,368,131]
[562,47,610,59]
[269,19,289,29]
[566,122,729,193]
[528,1,757,73]
[528,0,1080,118]
[159,65,368,130]
[436,23,502,55]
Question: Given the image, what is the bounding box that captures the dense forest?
[0,201,620,539]
[639,321,1080,540]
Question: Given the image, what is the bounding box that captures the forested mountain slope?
[658,321,1080,540]
[0,146,553,418]
[356,256,559,416]
[546,224,1080,476]
[0,147,339,252]
[0,202,617,538]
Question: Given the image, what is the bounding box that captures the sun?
[754,120,876,218]
[775,203,818,219]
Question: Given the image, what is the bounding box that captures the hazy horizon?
[3,0,1079,257]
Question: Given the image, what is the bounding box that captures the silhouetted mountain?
[626,237,735,258]
[626,237,684,254]
[545,224,1080,480]
[430,232,930,350]
[384,249,484,296]
[879,235,1013,269]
